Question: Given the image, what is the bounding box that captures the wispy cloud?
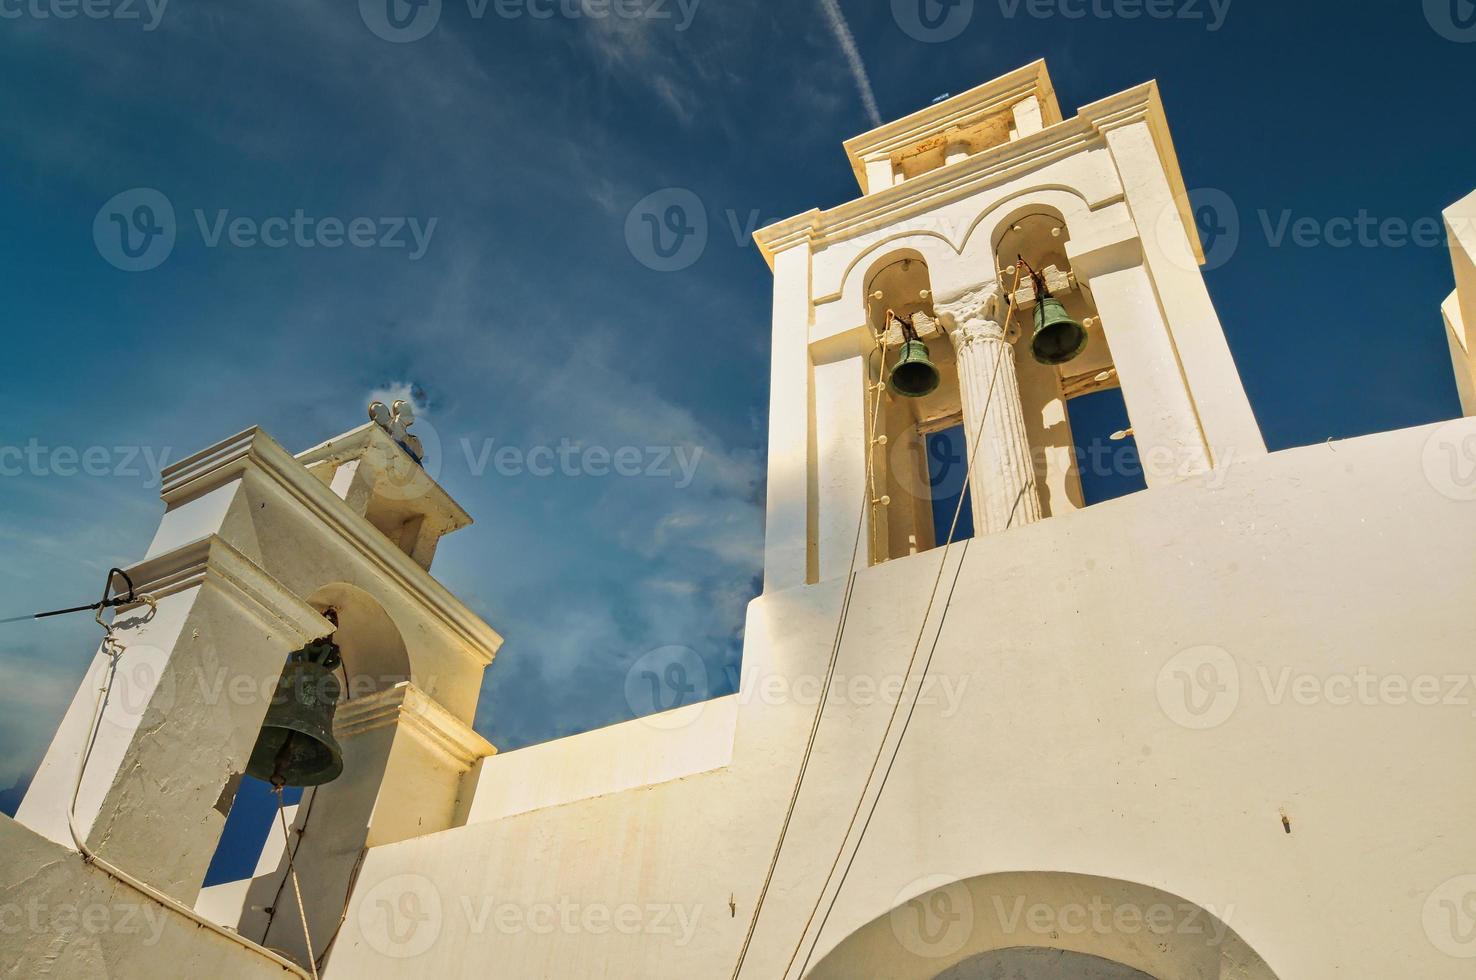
[816,0,881,127]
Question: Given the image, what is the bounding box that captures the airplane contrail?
[816,0,882,127]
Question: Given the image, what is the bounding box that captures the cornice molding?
[121,534,331,642]
[296,423,473,533]
[842,60,1060,189]
[755,81,1194,270]
[157,427,503,665]
[335,682,495,769]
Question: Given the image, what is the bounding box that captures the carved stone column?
[937,282,1042,536]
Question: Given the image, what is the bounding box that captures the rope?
[783,263,1031,978]
[274,787,320,980]
[729,335,890,980]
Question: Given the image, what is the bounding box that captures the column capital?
[937,279,1010,346]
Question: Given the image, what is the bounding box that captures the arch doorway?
[807,872,1279,980]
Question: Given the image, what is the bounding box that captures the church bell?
[246,635,345,788]
[889,339,942,398]
[1030,295,1089,366]
[886,311,942,399]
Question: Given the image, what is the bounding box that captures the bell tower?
[15,406,500,972]
[754,60,1265,592]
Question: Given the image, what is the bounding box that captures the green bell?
[889,339,942,398]
[1030,296,1089,366]
[246,638,345,788]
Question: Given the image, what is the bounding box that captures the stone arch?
[807,871,1280,980]
[828,232,964,320]
[303,582,411,700]
[958,186,1106,279]
[859,247,941,335]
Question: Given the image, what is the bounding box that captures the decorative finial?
[369,398,424,465]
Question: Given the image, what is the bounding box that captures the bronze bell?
[886,312,942,398]
[1030,295,1089,366]
[246,636,345,788]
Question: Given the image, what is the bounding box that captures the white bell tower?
[754,60,1265,592]
[15,410,500,972]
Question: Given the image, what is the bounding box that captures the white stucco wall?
[321,417,1476,979]
[0,816,299,979]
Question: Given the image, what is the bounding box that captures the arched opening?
[200,586,408,895]
[304,582,411,700]
[808,871,1280,980]
[862,251,973,563]
[990,208,1143,511]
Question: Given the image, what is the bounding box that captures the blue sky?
[1,0,1472,816]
